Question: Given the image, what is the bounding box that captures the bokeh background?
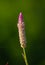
[0,0,45,65]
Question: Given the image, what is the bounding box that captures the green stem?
[22,47,28,65]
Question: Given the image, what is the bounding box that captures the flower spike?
[17,12,26,48]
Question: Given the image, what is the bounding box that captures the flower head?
[17,12,26,48]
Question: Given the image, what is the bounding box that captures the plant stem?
[22,47,28,65]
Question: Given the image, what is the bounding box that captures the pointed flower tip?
[18,12,23,23]
[19,12,22,16]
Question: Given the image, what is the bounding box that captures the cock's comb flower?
[17,12,26,48]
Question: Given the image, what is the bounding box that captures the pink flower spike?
[18,12,23,23]
[17,12,26,48]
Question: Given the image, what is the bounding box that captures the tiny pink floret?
[5,62,8,65]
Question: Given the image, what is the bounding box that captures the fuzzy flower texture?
[17,12,26,48]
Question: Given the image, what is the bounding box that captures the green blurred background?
[0,0,45,65]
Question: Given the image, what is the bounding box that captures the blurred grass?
[0,0,45,65]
